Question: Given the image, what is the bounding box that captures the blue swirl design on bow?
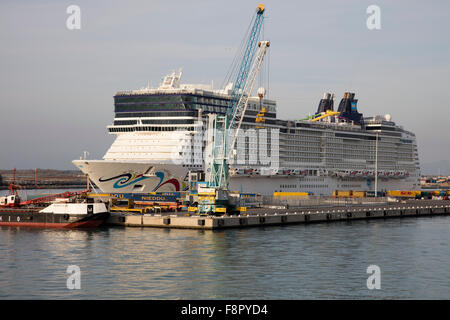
[99,173,149,189]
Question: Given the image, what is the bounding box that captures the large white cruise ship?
[73,69,421,196]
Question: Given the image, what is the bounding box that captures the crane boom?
[196,4,269,214]
[227,41,270,160]
[208,4,266,190]
[226,4,265,128]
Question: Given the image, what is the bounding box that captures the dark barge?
[0,202,109,228]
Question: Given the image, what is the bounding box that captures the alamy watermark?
[169,125,280,170]
[66,5,81,30]
[366,265,381,290]
[66,265,81,290]
[366,5,381,30]
[64,5,380,32]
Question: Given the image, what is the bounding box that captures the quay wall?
[106,202,450,230]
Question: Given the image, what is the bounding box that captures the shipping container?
[352,191,366,198]
[273,192,309,197]
[332,190,352,198]
[387,190,421,198]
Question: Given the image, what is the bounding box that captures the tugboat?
[0,184,110,228]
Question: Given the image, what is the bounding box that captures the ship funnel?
[342,92,355,100]
[337,92,363,125]
[316,92,334,113]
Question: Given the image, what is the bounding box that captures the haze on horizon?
[1,0,449,173]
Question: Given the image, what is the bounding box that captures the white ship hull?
[74,160,419,196]
[73,160,190,193]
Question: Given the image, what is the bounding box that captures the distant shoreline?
[0,185,87,191]
[0,169,87,191]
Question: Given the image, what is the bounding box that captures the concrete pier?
[106,201,450,230]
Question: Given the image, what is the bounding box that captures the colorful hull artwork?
[98,172,183,191]
[73,161,190,194]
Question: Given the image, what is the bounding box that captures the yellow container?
[188,206,198,212]
[110,206,144,213]
[215,207,227,213]
[273,192,309,197]
[352,191,366,198]
[387,190,421,197]
[337,191,352,197]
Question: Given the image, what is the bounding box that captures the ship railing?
[262,195,388,208]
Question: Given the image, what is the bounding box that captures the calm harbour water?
[0,213,449,300]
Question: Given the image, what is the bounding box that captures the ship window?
[133,184,144,191]
[114,94,185,112]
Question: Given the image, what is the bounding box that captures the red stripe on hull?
[66,219,105,228]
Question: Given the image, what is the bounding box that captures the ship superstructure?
[73,70,421,196]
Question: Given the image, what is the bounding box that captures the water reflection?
[0,216,449,299]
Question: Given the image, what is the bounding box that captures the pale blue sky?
[0,0,449,170]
